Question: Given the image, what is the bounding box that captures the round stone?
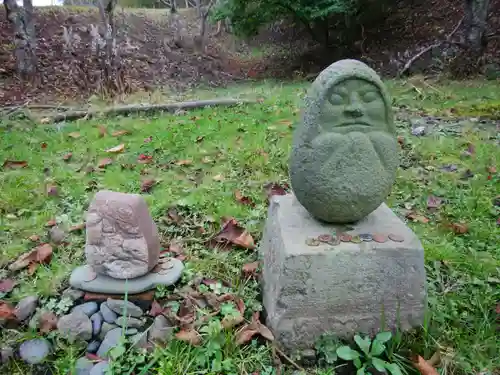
[100,302,118,323]
[106,299,143,317]
[90,361,110,375]
[72,302,99,317]
[19,339,51,364]
[86,340,101,354]
[75,357,94,375]
[289,59,399,223]
[14,295,38,321]
[57,311,93,342]
[388,233,404,242]
[90,312,103,336]
[115,316,144,328]
[97,328,123,359]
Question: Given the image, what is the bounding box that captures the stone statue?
[85,190,160,279]
[69,190,183,295]
[289,59,400,223]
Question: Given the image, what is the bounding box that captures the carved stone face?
[320,78,389,135]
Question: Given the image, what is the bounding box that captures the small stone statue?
[85,190,160,279]
[70,190,183,295]
[289,59,400,223]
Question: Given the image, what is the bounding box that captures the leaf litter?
[207,218,255,250]
[8,243,53,273]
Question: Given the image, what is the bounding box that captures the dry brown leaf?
[213,174,224,181]
[168,240,183,255]
[257,322,275,341]
[28,235,40,242]
[235,324,259,345]
[3,160,28,170]
[451,223,468,234]
[98,125,107,138]
[68,132,81,139]
[40,117,50,124]
[242,261,260,277]
[487,165,497,174]
[412,355,439,375]
[138,154,153,164]
[98,158,113,168]
[112,130,130,137]
[201,156,213,164]
[166,207,183,224]
[0,301,16,320]
[106,144,125,153]
[41,142,48,149]
[175,159,192,166]
[208,218,255,250]
[46,219,57,227]
[140,178,156,193]
[175,329,202,346]
[0,279,17,293]
[39,311,58,333]
[69,223,85,232]
[63,152,73,162]
[406,211,430,223]
[221,313,244,329]
[8,243,53,272]
[149,300,164,317]
[263,182,288,201]
[234,190,255,207]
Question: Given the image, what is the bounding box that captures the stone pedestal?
[260,194,426,351]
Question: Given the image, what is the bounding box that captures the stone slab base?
[260,194,426,351]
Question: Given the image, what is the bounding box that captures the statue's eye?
[362,91,378,103]
[329,93,344,105]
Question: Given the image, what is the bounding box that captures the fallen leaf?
[68,132,81,139]
[242,261,260,277]
[41,142,48,149]
[140,178,156,193]
[106,144,125,153]
[39,311,58,333]
[427,195,443,210]
[166,207,183,224]
[98,158,113,168]
[98,125,107,138]
[208,218,255,250]
[28,235,40,242]
[263,182,288,201]
[175,329,202,346]
[451,222,468,234]
[222,313,244,329]
[0,279,17,293]
[46,184,58,197]
[46,219,57,227]
[144,136,153,143]
[234,190,255,207]
[112,130,130,137]
[0,301,16,320]
[62,152,73,162]
[175,159,192,166]
[412,355,439,375]
[487,165,497,174]
[8,243,53,272]
[278,119,293,126]
[40,117,50,124]
[168,240,183,254]
[138,154,153,164]
[406,211,430,223]
[257,322,275,342]
[213,173,224,181]
[195,135,204,143]
[2,160,28,170]
[397,135,405,146]
[69,223,85,232]
[466,142,475,155]
[235,325,259,345]
[149,300,164,317]
[201,156,213,164]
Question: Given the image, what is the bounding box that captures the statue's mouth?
[336,121,371,128]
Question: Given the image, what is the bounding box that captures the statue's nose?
[344,95,364,118]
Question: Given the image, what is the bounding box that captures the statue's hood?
[302,59,395,135]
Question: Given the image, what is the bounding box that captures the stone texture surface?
[85,190,161,279]
[72,302,99,317]
[99,322,118,341]
[69,258,184,294]
[90,361,110,375]
[100,302,118,323]
[14,295,38,321]
[115,316,144,328]
[289,59,400,223]
[97,328,123,358]
[87,340,101,354]
[148,315,174,344]
[57,311,93,342]
[90,312,103,336]
[260,194,426,351]
[19,339,51,364]
[75,357,94,375]
[106,299,143,317]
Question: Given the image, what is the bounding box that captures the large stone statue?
[290,59,400,223]
[260,60,426,352]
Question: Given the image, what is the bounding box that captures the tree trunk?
[4,0,37,77]
[463,0,491,54]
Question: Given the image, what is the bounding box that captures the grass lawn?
[0,78,499,375]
